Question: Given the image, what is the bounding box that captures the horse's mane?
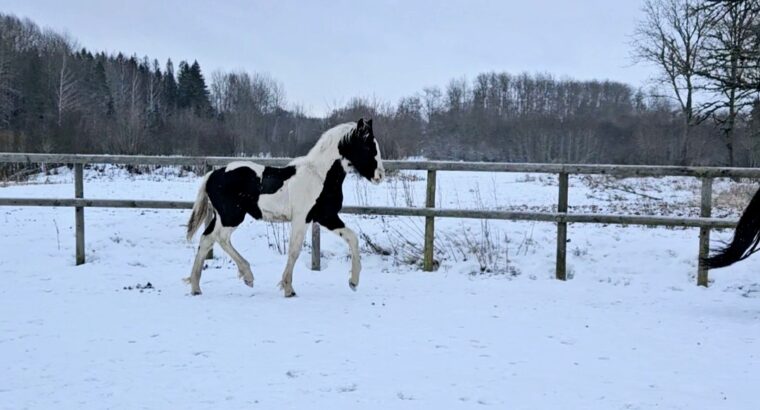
[291,122,356,165]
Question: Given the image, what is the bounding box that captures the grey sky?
[4,0,655,116]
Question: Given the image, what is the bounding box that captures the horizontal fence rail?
[3,152,760,178]
[0,152,755,286]
[0,198,739,229]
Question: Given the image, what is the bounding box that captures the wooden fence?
[2,153,758,286]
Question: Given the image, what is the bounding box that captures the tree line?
[0,7,758,166]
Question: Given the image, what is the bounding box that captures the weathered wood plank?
[423,170,437,272]
[0,198,739,229]
[384,161,760,178]
[0,198,195,209]
[75,164,85,265]
[311,223,321,271]
[340,206,738,229]
[3,153,760,178]
[697,178,713,287]
[556,173,569,281]
[0,153,292,167]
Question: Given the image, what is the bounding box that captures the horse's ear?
[367,119,373,128]
[357,118,365,129]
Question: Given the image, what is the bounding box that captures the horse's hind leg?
[217,226,254,288]
[186,232,215,295]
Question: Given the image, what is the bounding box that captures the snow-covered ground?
[1,165,759,409]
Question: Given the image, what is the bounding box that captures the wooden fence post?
[311,222,321,271]
[204,163,214,260]
[556,172,569,280]
[423,169,437,271]
[697,178,713,287]
[75,163,85,265]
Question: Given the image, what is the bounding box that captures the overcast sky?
[3,0,655,116]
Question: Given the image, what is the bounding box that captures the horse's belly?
[258,191,291,221]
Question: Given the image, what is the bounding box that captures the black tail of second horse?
[703,186,760,269]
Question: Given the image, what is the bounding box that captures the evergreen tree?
[78,52,113,118]
[94,60,114,116]
[176,61,191,109]
[177,60,212,116]
[17,50,51,136]
[162,59,178,111]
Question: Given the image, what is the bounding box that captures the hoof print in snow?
[396,392,415,401]
[285,370,301,378]
[122,282,159,293]
[337,383,357,393]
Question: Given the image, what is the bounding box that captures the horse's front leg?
[321,215,361,291]
[279,219,307,297]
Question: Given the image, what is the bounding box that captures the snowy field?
[1,165,759,409]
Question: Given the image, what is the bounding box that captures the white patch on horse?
[225,161,265,175]
[258,186,292,222]
[372,139,385,183]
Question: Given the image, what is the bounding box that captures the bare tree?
[54,53,81,127]
[146,58,162,119]
[633,0,714,163]
[695,0,760,165]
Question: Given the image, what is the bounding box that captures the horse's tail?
[186,171,212,242]
[703,185,760,269]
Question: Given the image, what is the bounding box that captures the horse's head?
[339,118,385,184]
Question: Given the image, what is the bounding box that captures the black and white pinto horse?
[185,119,384,296]
[703,186,760,269]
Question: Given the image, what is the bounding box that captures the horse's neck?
[292,142,345,183]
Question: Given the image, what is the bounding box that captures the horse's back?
[225,160,265,175]
[260,165,297,194]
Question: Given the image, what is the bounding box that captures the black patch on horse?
[202,216,216,235]
[206,167,263,227]
[306,159,347,230]
[261,166,296,194]
[206,165,297,228]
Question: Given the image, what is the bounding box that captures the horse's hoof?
[191,290,202,296]
[244,278,254,288]
[349,281,358,291]
[285,291,297,298]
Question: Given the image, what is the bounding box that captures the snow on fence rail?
[1,153,757,286]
